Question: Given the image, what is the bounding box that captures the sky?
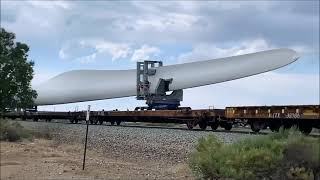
[1,1,319,111]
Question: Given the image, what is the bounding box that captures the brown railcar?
[3,108,227,131]
[95,108,226,130]
[3,105,319,134]
[225,105,320,134]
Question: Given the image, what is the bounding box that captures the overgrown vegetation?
[0,119,32,141]
[0,119,51,142]
[189,128,320,180]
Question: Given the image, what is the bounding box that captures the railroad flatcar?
[225,105,320,134]
[2,105,319,134]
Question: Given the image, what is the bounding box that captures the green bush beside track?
[189,128,319,180]
[0,119,33,141]
[0,119,52,142]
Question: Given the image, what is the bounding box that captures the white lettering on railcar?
[285,113,300,119]
[269,113,300,118]
[269,113,281,118]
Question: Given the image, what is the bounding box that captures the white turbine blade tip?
[283,48,300,62]
[291,50,300,61]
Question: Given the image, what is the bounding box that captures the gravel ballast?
[19,120,259,163]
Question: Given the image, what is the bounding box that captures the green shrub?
[189,128,320,180]
[0,119,32,141]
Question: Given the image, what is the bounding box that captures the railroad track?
[114,124,320,137]
[9,118,320,138]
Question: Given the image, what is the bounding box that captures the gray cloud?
[1,1,318,61]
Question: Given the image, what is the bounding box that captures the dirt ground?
[0,139,192,180]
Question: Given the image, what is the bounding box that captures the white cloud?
[2,1,68,41]
[182,72,319,109]
[178,39,273,62]
[176,38,316,63]
[79,39,131,61]
[60,40,162,63]
[79,53,97,64]
[27,1,71,9]
[58,39,132,62]
[131,44,160,61]
[132,13,201,32]
[289,45,316,55]
[58,41,85,60]
[95,42,131,61]
[58,48,67,59]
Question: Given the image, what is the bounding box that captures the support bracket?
[136,60,183,110]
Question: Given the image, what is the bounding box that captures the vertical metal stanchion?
[82,105,90,170]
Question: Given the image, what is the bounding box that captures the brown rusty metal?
[104,109,222,119]
[225,105,320,120]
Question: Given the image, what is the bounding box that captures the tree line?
[0,28,37,114]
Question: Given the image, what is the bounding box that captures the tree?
[0,28,37,113]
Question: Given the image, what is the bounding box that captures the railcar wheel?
[198,121,207,130]
[74,119,78,124]
[186,121,194,130]
[283,122,293,129]
[69,119,74,124]
[89,120,94,124]
[210,122,219,130]
[116,120,121,126]
[98,120,103,125]
[250,121,261,133]
[94,120,98,125]
[269,123,280,132]
[110,121,115,125]
[299,124,312,135]
[224,123,232,131]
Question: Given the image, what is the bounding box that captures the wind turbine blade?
[34,48,299,105]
